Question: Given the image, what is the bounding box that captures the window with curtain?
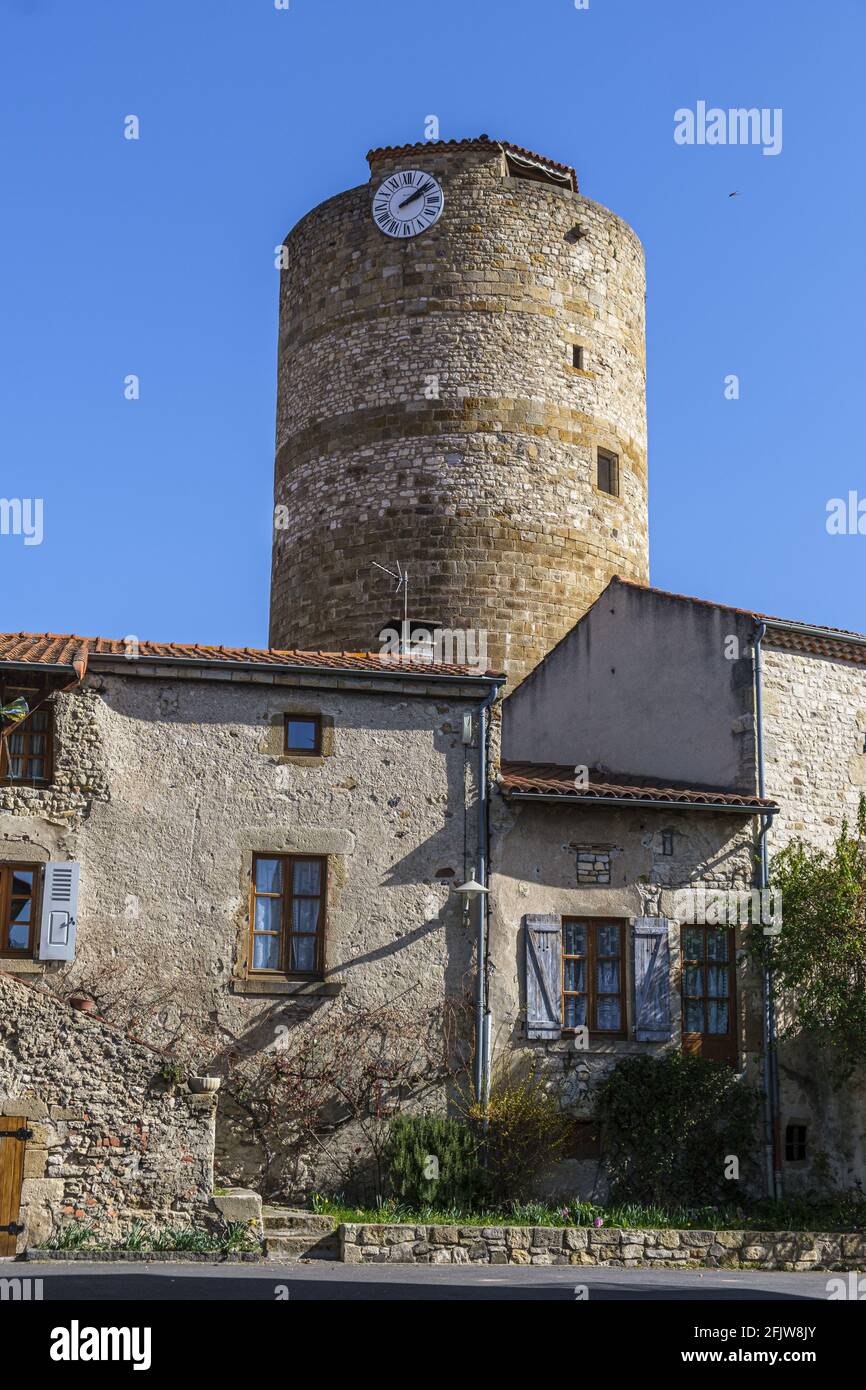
[0,687,53,786]
[562,918,626,1037]
[249,854,326,977]
[0,863,39,956]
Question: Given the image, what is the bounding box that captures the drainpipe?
[474,686,498,1108]
[753,622,783,1201]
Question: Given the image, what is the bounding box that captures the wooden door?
[681,925,738,1065]
[0,1116,27,1256]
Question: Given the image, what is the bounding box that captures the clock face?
[372,170,444,238]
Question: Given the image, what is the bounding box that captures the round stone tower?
[269,137,649,685]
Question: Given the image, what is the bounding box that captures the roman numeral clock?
[372,169,445,238]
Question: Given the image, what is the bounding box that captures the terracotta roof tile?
[0,633,502,682]
[366,136,578,191]
[500,760,776,812]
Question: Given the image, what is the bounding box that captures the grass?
[311,1192,866,1233]
[39,1219,262,1254]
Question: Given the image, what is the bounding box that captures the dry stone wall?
[342,1222,866,1270]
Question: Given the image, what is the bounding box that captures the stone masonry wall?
[488,795,762,1199]
[761,644,866,1193]
[342,1223,866,1270]
[0,972,216,1251]
[270,140,649,686]
[0,665,484,1202]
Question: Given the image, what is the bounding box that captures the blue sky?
[2,0,864,645]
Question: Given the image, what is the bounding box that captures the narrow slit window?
[597,448,619,497]
[785,1123,807,1162]
[572,345,584,370]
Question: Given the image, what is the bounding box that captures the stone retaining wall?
[341,1223,866,1271]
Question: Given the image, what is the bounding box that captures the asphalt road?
[10,1261,837,1300]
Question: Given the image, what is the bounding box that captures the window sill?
[0,958,47,975]
[232,977,344,997]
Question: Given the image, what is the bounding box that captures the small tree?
[462,1062,574,1203]
[756,796,866,1082]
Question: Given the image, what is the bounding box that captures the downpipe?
[474,686,497,1109]
[754,622,783,1201]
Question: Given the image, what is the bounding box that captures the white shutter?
[38,861,80,961]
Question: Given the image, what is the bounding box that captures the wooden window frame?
[596,448,619,498]
[283,714,322,756]
[680,923,738,1065]
[562,917,627,1039]
[0,685,54,787]
[0,862,40,958]
[249,852,326,979]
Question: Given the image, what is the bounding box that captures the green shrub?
[386,1113,482,1208]
[594,1052,759,1206]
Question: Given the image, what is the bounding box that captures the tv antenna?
[372,560,409,645]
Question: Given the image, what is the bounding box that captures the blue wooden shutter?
[524,914,562,1040]
[633,916,672,1042]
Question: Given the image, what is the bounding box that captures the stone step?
[261,1208,337,1236]
[264,1233,341,1262]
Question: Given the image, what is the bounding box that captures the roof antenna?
[372,561,409,652]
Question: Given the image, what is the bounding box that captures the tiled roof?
[366,136,578,191]
[500,761,777,812]
[611,578,866,665]
[0,633,502,682]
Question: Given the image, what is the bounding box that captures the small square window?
[597,449,619,497]
[572,345,584,370]
[785,1123,807,1162]
[284,715,322,755]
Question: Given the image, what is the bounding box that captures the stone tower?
[269,137,649,685]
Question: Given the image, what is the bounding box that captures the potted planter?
[188,1075,221,1094]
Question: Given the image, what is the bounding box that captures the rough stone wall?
[270,141,649,686]
[488,794,762,1198]
[761,644,866,1192]
[0,686,109,826]
[0,972,215,1250]
[0,667,483,1201]
[762,645,866,853]
[342,1222,866,1270]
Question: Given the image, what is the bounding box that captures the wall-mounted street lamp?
[454,875,488,928]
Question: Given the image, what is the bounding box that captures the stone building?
[1,137,864,1248]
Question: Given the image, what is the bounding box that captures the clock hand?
[398,181,435,209]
